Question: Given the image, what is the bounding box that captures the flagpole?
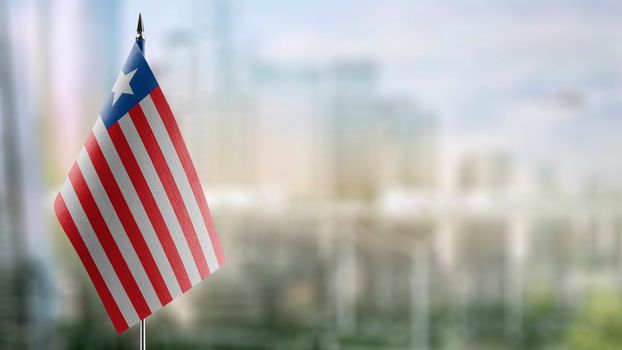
[139,319,146,350]
[136,13,147,350]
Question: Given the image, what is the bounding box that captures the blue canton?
[100,43,158,128]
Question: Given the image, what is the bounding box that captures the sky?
[121,0,622,183]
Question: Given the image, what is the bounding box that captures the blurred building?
[0,1,54,349]
[378,98,437,190]
[457,151,513,193]
[251,62,324,198]
[327,61,382,200]
[326,61,439,200]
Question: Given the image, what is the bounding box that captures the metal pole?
[139,319,146,350]
[136,13,146,350]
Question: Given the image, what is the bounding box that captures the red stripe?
[128,105,210,278]
[151,87,225,267]
[84,132,172,305]
[54,194,129,333]
[68,164,151,318]
[108,123,192,292]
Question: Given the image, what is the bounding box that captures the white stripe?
[75,148,161,312]
[60,179,139,325]
[93,118,182,298]
[140,96,219,272]
[118,115,202,285]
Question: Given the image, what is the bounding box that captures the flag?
[54,42,225,333]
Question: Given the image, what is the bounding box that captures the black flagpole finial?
[136,13,145,52]
[137,13,144,35]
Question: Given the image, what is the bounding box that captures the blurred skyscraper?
[48,0,122,175]
[378,98,437,190]
[327,61,438,199]
[165,0,255,188]
[251,62,324,197]
[0,1,54,348]
[329,61,380,199]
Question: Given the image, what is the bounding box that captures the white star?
[111,68,137,105]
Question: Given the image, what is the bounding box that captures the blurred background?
[2,0,622,349]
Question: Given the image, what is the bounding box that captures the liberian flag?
[54,43,225,333]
